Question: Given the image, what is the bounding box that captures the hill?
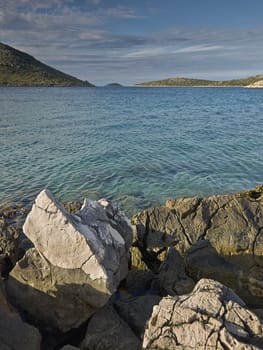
[0,42,94,87]
[136,75,263,87]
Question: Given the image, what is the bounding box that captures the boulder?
[143,278,263,349]
[7,189,132,332]
[81,304,140,350]
[132,185,263,306]
[0,279,41,350]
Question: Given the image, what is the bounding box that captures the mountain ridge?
[0,42,94,87]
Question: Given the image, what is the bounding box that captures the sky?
[1,0,263,85]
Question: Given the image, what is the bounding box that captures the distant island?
[105,83,123,87]
[0,42,94,87]
[136,75,263,87]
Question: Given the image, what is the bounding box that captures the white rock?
[7,189,132,331]
[143,279,263,349]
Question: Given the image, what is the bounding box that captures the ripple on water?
[1,86,263,215]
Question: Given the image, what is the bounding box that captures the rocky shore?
[0,186,263,349]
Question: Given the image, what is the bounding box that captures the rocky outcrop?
[7,189,132,332]
[131,185,263,306]
[143,278,263,349]
[0,279,41,350]
[81,304,140,350]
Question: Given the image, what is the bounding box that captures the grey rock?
[81,304,140,350]
[132,185,263,306]
[143,278,263,349]
[0,279,41,350]
[7,189,132,332]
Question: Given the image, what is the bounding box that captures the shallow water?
[1,86,263,215]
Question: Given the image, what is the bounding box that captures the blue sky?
[1,0,263,85]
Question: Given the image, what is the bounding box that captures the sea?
[1,86,263,216]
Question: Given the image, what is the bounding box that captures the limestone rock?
[143,278,263,349]
[158,247,194,296]
[81,304,140,350]
[7,189,132,331]
[132,185,263,306]
[0,279,41,350]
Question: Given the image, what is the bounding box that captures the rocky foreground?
[0,186,263,349]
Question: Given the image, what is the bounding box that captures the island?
[105,83,123,87]
[0,42,94,87]
[136,75,263,87]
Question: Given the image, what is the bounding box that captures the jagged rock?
[7,189,132,332]
[132,185,263,306]
[81,304,140,350]
[114,294,161,339]
[158,247,194,296]
[0,279,41,350]
[143,279,263,349]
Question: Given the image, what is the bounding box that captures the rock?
[60,346,80,350]
[81,304,140,350]
[158,247,194,296]
[132,185,263,306]
[143,278,263,349]
[0,279,41,350]
[7,189,132,332]
[114,294,161,339]
[0,215,20,275]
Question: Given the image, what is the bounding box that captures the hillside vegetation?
[136,75,263,87]
[0,42,94,87]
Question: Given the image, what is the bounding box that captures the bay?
[1,86,263,216]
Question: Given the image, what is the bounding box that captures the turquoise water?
[1,86,263,215]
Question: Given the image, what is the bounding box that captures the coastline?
[0,184,263,348]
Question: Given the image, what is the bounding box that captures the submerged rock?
[7,189,132,332]
[143,278,263,349]
[131,185,263,306]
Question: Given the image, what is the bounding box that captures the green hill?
[0,42,94,87]
[136,75,263,87]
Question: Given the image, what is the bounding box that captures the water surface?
[1,86,263,215]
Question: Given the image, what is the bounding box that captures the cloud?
[1,0,263,84]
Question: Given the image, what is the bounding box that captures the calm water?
[1,86,263,215]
